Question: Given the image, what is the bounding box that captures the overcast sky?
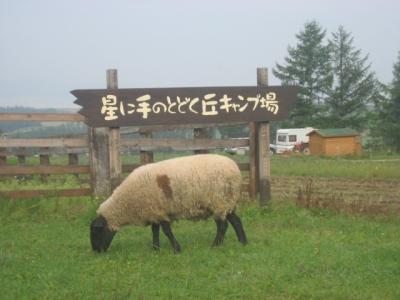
[0,0,399,109]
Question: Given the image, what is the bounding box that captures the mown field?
[1,153,400,299]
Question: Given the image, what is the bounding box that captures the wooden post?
[88,127,111,198]
[68,152,79,178]
[248,122,258,198]
[17,148,26,165]
[39,148,50,166]
[0,148,6,165]
[194,128,209,154]
[257,67,271,206]
[17,154,26,164]
[88,69,122,199]
[40,147,50,182]
[107,69,122,190]
[140,131,154,165]
[68,153,79,166]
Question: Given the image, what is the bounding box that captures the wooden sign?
[71,86,299,127]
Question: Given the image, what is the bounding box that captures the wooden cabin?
[307,128,362,156]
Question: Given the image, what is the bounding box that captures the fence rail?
[0,165,91,175]
[121,137,249,151]
[0,113,245,130]
[0,148,88,156]
[0,112,256,200]
[0,188,92,199]
[0,137,248,151]
[0,138,88,148]
[0,113,85,122]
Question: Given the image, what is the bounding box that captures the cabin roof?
[307,128,359,138]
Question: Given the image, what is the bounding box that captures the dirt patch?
[271,176,400,215]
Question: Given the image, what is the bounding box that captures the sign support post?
[107,69,122,190]
[257,68,271,206]
[88,123,111,199]
[248,122,258,198]
[88,69,123,199]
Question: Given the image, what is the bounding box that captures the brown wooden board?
[0,165,90,175]
[0,113,84,122]
[0,188,91,199]
[121,137,249,151]
[0,138,87,148]
[0,148,87,156]
[72,86,299,127]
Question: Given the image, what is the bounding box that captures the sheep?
[90,154,247,253]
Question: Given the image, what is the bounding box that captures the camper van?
[270,127,314,154]
[225,127,314,155]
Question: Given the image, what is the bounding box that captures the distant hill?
[0,106,78,133]
[6,122,87,138]
[0,106,78,114]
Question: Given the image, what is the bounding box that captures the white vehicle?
[224,137,249,155]
[270,127,314,154]
[224,137,275,155]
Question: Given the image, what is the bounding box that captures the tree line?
[0,106,53,133]
[273,21,400,151]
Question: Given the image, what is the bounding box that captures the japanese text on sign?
[101,92,278,121]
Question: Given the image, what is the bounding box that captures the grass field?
[1,153,400,299]
[1,200,400,299]
[270,154,400,179]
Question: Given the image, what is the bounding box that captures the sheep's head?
[90,215,116,252]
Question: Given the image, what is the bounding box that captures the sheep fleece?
[97,154,242,230]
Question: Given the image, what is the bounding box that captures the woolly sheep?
[90,154,247,253]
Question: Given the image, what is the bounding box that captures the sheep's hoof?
[212,238,224,247]
[173,245,181,254]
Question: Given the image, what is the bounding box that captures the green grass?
[270,155,400,179]
[1,199,400,299]
[0,174,90,191]
[1,152,399,298]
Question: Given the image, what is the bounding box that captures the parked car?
[225,146,248,155]
[224,138,274,155]
[224,138,249,155]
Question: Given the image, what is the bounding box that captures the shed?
[307,128,362,156]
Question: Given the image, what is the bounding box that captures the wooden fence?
[0,113,256,199]
[0,67,273,205]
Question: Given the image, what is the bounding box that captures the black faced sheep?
[90,154,247,253]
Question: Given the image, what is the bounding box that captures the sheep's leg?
[212,219,228,247]
[151,223,160,251]
[160,221,181,253]
[227,212,247,245]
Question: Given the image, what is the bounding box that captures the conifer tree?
[381,52,400,151]
[273,21,332,127]
[326,26,377,130]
